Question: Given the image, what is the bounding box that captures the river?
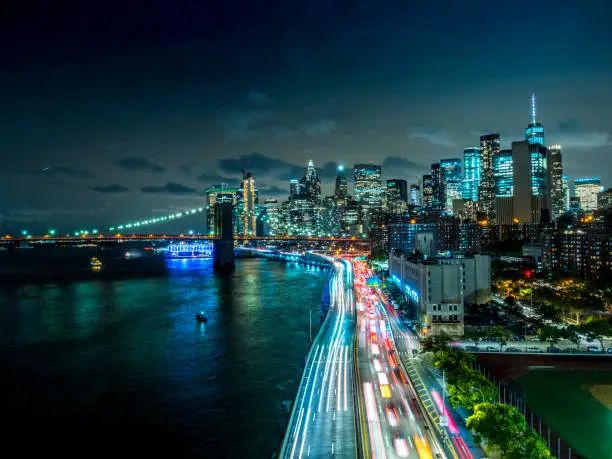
[0,258,328,458]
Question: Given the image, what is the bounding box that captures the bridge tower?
[213,202,235,272]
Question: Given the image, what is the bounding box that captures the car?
[505,346,521,352]
[485,346,497,352]
[607,348,612,354]
[587,346,601,353]
[547,346,561,353]
[393,434,410,457]
[526,346,541,352]
[466,345,479,352]
[385,404,400,427]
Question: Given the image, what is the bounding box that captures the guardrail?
[277,254,337,459]
[460,348,612,357]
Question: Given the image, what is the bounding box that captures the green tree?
[432,347,475,374]
[580,319,612,351]
[447,369,498,411]
[561,325,581,349]
[422,331,452,352]
[504,295,517,308]
[507,429,552,458]
[537,325,562,346]
[467,403,527,456]
[488,326,512,350]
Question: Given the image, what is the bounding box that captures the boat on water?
[196,312,207,323]
[165,242,213,259]
[90,257,103,270]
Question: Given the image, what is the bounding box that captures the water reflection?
[0,258,327,458]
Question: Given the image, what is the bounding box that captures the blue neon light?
[165,241,214,258]
[391,274,419,303]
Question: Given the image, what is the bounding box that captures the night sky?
[2,1,611,233]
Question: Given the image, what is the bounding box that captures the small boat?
[90,257,103,268]
[196,312,207,323]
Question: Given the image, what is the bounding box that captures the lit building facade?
[334,164,348,200]
[479,134,500,223]
[236,171,259,236]
[300,160,321,202]
[493,149,513,197]
[548,145,564,219]
[525,93,545,146]
[462,147,481,202]
[205,183,238,235]
[430,162,445,212]
[598,188,612,210]
[386,179,408,214]
[353,163,384,210]
[562,174,570,214]
[289,178,301,200]
[440,158,462,214]
[410,184,421,208]
[512,140,549,223]
[575,177,603,212]
[422,174,434,210]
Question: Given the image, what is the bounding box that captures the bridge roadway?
[5,235,369,243]
[280,257,357,459]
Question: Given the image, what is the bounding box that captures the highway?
[280,257,357,459]
[352,260,446,459]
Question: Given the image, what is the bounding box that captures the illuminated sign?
[166,241,214,258]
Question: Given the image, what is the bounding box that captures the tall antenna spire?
[531,92,536,124]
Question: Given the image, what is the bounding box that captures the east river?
[0,258,328,458]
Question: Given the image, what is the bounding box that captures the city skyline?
[2,1,612,230]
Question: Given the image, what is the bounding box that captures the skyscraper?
[205,183,238,235]
[236,171,259,236]
[548,145,565,219]
[512,140,549,223]
[410,184,421,208]
[300,160,321,202]
[440,158,462,214]
[562,174,570,214]
[422,174,434,210]
[335,164,348,200]
[429,162,445,212]
[462,147,481,202]
[493,149,513,197]
[289,178,301,200]
[525,93,545,146]
[479,134,500,223]
[386,179,408,214]
[353,163,384,210]
[575,177,603,212]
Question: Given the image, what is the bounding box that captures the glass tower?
[525,93,545,146]
[462,147,481,201]
[575,177,603,212]
[334,164,348,199]
[479,134,500,222]
[440,158,462,214]
[548,145,564,219]
[353,163,384,210]
[493,149,513,197]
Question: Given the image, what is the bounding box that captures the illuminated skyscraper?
[525,93,545,146]
[548,145,565,219]
[353,163,384,210]
[479,134,500,223]
[289,178,301,200]
[440,158,462,214]
[205,183,238,235]
[236,171,259,236]
[562,174,570,213]
[512,140,549,223]
[335,164,348,199]
[493,150,513,197]
[410,184,421,208]
[386,179,408,214]
[300,159,321,202]
[462,147,481,202]
[575,177,603,212]
[429,162,445,212]
[422,174,434,210]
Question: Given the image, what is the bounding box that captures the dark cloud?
[140,182,196,195]
[382,156,425,171]
[247,90,268,103]
[258,185,286,196]
[303,119,337,136]
[224,109,275,140]
[557,118,581,133]
[91,184,130,194]
[219,153,292,174]
[407,127,457,147]
[196,172,240,187]
[177,163,198,175]
[115,157,164,173]
[20,166,94,178]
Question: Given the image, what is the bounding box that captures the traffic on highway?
[352,259,445,459]
[282,257,357,459]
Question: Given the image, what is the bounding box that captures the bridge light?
[189,230,194,235]
[49,229,56,236]
[21,230,28,236]
[92,229,98,234]
[198,207,203,212]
